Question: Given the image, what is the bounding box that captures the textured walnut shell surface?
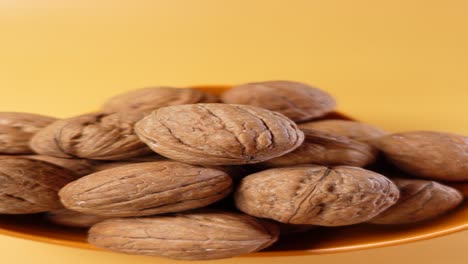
[102,87,219,113]
[263,129,377,167]
[374,131,468,181]
[370,178,463,224]
[135,104,304,165]
[298,119,388,142]
[221,81,336,122]
[30,111,152,160]
[88,210,279,260]
[45,209,111,228]
[0,112,57,154]
[0,157,76,214]
[235,165,399,226]
[59,161,233,217]
[23,155,97,177]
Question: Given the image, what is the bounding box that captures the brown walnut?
[0,112,57,154]
[135,103,304,165]
[30,111,152,160]
[102,87,218,113]
[370,178,463,224]
[263,129,377,167]
[45,209,111,228]
[235,165,399,226]
[374,131,468,181]
[221,81,336,122]
[59,161,233,217]
[88,210,279,260]
[446,182,468,198]
[0,157,76,214]
[23,155,97,178]
[299,119,388,142]
[93,154,167,171]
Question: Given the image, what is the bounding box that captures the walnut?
[374,131,468,181]
[23,155,97,177]
[446,182,468,198]
[102,87,219,113]
[234,165,399,226]
[93,154,167,171]
[0,157,76,214]
[221,81,336,122]
[0,112,57,154]
[59,161,233,217]
[135,104,304,165]
[30,111,152,160]
[88,210,279,260]
[263,129,377,167]
[45,209,111,228]
[298,119,388,142]
[370,178,463,224]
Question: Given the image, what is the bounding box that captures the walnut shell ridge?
[221,80,336,122]
[88,210,279,260]
[135,104,305,165]
[30,111,152,160]
[235,165,399,226]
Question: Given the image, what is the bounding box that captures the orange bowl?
[0,86,467,257]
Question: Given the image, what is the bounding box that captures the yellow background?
[0,0,467,263]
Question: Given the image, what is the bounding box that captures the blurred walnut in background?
[221,81,336,122]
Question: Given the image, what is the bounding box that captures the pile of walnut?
[1,81,467,260]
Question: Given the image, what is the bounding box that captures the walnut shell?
[221,81,336,122]
[93,155,167,171]
[135,104,304,165]
[446,182,468,198]
[23,155,97,177]
[102,87,219,113]
[59,161,233,217]
[374,131,468,181]
[0,157,76,214]
[30,111,152,160]
[263,129,377,167]
[0,112,57,154]
[370,178,463,224]
[45,209,111,228]
[88,210,279,260]
[235,165,399,226]
[298,119,388,142]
